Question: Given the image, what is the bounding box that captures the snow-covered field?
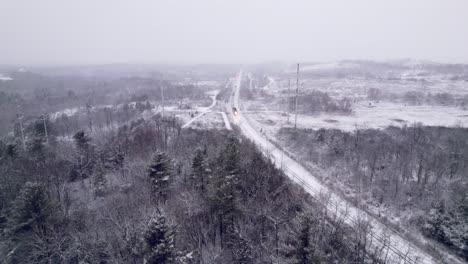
[184,112,226,129]
[0,74,12,81]
[50,107,83,120]
[246,101,468,133]
[271,77,468,100]
[180,89,232,130]
[195,80,221,86]
[245,62,468,134]
[295,62,360,72]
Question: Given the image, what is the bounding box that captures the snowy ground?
[182,90,219,128]
[0,74,12,81]
[243,66,468,133]
[181,84,232,130]
[269,61,468,101]
[184,112,226,130]
[293,78,468,99]
[48,94,232,134]
[245,100,468,133]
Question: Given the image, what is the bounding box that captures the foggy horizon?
[2,0,468,65]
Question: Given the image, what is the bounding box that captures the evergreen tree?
[71,130,94,180]
[231,236,253,264]
[217,134,241,215]
[8,182,52,233]
[144,212,176,264]
[3,182,53,262]
[73,130,91,153]
[28,136,46,163]
[93,161,108,197]
[208,135,242,248]
[210,172,238,218]
[226,225,253,264]
[191,147,209,192]
[5,143,17,160]
[223,134,240,179]
[111,148,125,171]
[147,152,172,203]
[284,212,319,264]
[424,196,468,258]
[108,147,126,180]
[423,200,446,242]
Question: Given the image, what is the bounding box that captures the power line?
[294,63,299,131]
[287,79,291,124]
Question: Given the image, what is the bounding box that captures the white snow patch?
[182,90,219,128]
[0,74,12,81]
[196,80,220,86]
[299,62,359,72]
[50,107,82,120]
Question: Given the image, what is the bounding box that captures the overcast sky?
[1,0,468,65]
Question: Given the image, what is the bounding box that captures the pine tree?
[9,182,52,233]
[110,147,126,180]
[231,236,253,264]
[0,182,53,263]
[4,182,54,263]
[423,200,446,243]
[210,135,241,212]
[5,143,17,159]
[424,195,468,256]
[147,152,172,203]
[28,136,46,162]
[144,212,176,264]
[71,130,94,180]
[226,225,253,264]
[208,135,242,248]
[73,130,91,153]
[284,212,319,264]
[217,134,241,215]
[112,149,125,171]
[191,147,209,192]
[210,172,238,218]
[223,134,240,178]
[93,161,107,197]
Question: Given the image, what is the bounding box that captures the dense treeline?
[0,71,207,136]
[368,88,468,108]
[291,92,352,114]
[240,76,353,114]
[0,112,393,263]
[279,125,468,260]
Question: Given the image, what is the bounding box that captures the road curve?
[230,70,445,264]
[182,91,219,128]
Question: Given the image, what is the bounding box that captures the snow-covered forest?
[1,1,468,263]
[0,65,408,263]
[0,61,466,263]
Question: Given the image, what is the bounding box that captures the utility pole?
[287,79,291,124]
[15,99,26,150]
[86,101,93,132]
[42,114,49,143]
[161,85,165,116]
[294,63,300,131]
[17,114,26,151]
